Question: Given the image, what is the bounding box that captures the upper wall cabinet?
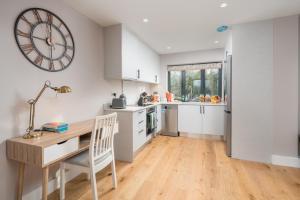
[104,24,160,84]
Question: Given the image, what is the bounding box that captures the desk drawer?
[43,137,79,165]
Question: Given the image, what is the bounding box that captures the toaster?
[111,98,126,109]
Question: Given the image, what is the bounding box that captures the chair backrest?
[89,113,117,162]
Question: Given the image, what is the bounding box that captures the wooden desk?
[6,119,118,200]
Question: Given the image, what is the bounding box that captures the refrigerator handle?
[203,106,205,114]
[200,106,202,114]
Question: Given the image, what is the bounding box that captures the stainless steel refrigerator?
[224,55,232,157]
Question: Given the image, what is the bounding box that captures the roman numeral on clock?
[66,45,74,50]
[59,60,65,69]
[34,54,43,66]
[20,16,33,27]
[20,44,34,55]
[49,60,54,71]
[64,53,72,62]
[32,9,42,22]
[17,29,30,38]
[47,13,53,24]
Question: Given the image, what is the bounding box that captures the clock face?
[14,8,75,72]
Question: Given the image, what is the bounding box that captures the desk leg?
[17,162,25,200]
[42,166,49,200]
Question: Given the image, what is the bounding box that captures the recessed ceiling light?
[214,41,219,44]
[143,18,149,23]
[220,2,228,8]
[166,46,171,50]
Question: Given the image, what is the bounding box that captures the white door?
[202,106,225,135]
[178,105,203,134]
[138,42,152,82]
[122,29,139,80]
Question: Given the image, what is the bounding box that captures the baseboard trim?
[22,169,81,200]
[271,155,300,168]
[180,132,224,140]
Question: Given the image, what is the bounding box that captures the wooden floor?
[49,136,300,200]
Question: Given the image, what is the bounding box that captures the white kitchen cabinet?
[133,109,147,151]
[202,106,225,135]
[104,24,160,84]
[122,27,140,80]
[178,105,203,134]
[178,105,225,135]
[104,108,147,162]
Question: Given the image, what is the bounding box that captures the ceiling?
[64,0,300,54]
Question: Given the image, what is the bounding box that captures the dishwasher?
[161,104,179,137]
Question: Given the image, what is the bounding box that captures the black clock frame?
[14,7,75,72]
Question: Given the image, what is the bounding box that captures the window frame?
[168,63,222,102]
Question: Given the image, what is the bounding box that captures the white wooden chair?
[60,113,118,200]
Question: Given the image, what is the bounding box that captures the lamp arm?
[26,81,52,134]
[32,81,52,104]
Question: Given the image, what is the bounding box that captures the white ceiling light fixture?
[166,46,171,50]
[143,18,149,23]
[220,2,228,8]
[214,40,219,44]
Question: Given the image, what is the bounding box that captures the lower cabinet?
[202,106,225,135]
[133,109,147,151]
[178,105,225,135]
[178,105,203,134]
[105,109,147,162]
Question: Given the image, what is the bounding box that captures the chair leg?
[90,169,98,200]
[60,162,65,200]
[86,172,91,180]
[111,159,117,189]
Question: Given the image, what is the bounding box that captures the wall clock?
[14,8,75,72]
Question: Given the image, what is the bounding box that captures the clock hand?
[49,25,55,50]
[55,42,73,50]
[55,42,65,47]
[46,23,50,38]
[32,36,46,41]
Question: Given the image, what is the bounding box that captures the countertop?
[104,101,226,112]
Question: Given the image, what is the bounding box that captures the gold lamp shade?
[54,86,72,93]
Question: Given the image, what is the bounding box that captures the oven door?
[147,110,157,135]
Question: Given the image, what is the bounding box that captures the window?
[168,63,222,102]
[169,71,182,100]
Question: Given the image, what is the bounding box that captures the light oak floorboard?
[48,136,300,200]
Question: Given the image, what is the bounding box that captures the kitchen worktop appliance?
[111,93,127,109]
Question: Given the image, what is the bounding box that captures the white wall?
[159,48,225,95]
[232,16,300,164]
[0,0,151,199]
[273,16,299,158]
[232,19,274,163]
[225,32,232,56]
[123,80,152,105]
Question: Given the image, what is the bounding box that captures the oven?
[146,107,157,136]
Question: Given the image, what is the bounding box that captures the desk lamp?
[23,80,72,139]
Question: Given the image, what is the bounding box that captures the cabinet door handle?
[137,69,140,79]
[138,120,144,124]
[57,140,67,145]
[138,129,144,134]
[138,110,144,114]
